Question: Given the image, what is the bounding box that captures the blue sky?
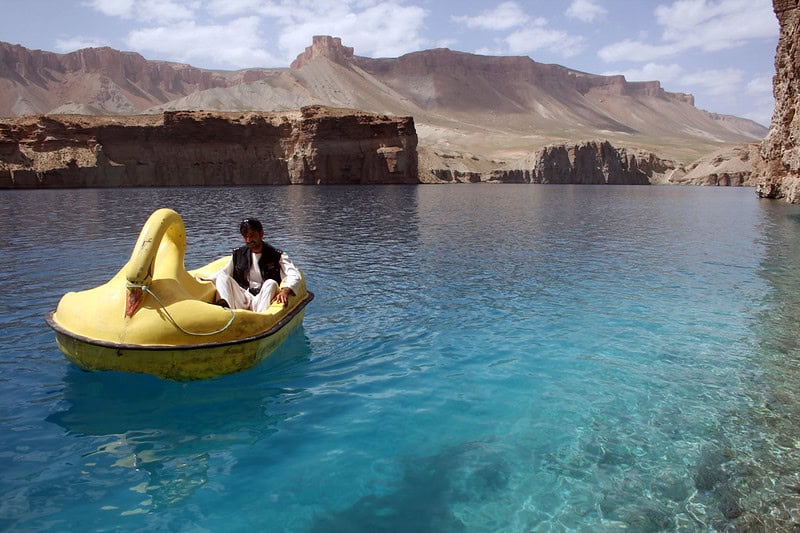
[1,0,779,126]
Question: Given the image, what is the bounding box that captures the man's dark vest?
[232,243,282,294]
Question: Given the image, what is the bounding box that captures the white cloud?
[655,0,778,51]
[209,0,403,27]
[125,16,280,68]
[565,0,607,23]
[87,0,429,67]
[455,6,584,59]
[501,27,584,57]
[54,36,110,52]
[87,0,134,18]
[599,0,777,63]
[452,1,530,30]
[679,68,744,95]
[598,39,682,63]
[206,0,262,17]
[88,0,199,22]
[275,3,428,60]
[746,75,773,95]
[603,62,684,83]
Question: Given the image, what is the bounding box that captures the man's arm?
[272,253,302,304]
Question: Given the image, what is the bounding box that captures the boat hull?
[46,208,315,381]
[47,293,312,381]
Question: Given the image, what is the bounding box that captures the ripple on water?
[1,186,800,531]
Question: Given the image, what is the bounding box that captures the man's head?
[240,218,264,253]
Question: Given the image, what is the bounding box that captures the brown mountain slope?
[0,41,277,115]
[152,36,767,164]
[0,36,767,167]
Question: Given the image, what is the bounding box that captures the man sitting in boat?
[211,217,302,312]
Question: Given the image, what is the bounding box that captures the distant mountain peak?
[0,36,768,163]
[291,35,354,70]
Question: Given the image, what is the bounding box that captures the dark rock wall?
[756,0,800,203]
[531,141,651,185]
[0,106,418,188]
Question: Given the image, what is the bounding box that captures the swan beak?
[125,287,144,318]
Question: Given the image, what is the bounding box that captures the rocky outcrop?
[291,36,355,70]
[0,38,766,159]
[0,106,418,187]
[755,0,800,203]
[524,141,663,185]
[531,141,651,184]
[423,141,681,185]
[430,169,483,183]
[0,36,772,184]
[670,143,760,186]
[425,140,763,186]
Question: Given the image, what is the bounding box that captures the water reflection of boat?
[46,208,313,381]
[46,336,311,513]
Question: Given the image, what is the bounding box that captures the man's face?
[242,229,264,253]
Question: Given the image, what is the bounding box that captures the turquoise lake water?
[2,185,800,531]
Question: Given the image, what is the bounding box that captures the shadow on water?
[44,328,313,511]
[707,205,800,532]
[309,439,512,533]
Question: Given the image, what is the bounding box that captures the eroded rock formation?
[291,36,355,69]
[530,141,652,185]
[0,106,418,187]
[670,143,760,186]
[1,37,766,166]
[756,0,800,203]
[425,139,766,186]
[428,141,677,185]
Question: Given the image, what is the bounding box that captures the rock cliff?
[426,141,676,185]
[670,143,760,186]
[0,36,772,187]
[1,37,766,165]
[756,0,800,203]
[0,106,418,187]
[529,142,652,185]
[291,36,355,70]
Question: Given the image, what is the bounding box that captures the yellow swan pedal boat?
[46,208,313,381]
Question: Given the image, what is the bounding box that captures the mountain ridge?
[0,36,767,167]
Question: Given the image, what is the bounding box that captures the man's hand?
[271,287,293,306]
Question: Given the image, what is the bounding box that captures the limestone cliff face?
[756,0,800,203]
[290,36,355,70]
[426,141,678,185]
[498,141,667,185]
[0,106,418,187]
[354,47,695,119]
[530,141,652,185]
[670,143,760,186]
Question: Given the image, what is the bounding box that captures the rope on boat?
[126,284,236,336]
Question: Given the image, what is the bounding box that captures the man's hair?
[240,218,263,235]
